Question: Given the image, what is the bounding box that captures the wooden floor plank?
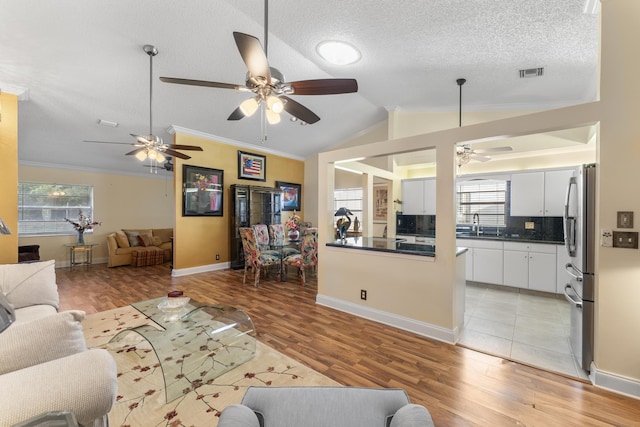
[55,263,640,426]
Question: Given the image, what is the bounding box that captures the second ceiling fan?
[160,0,358,130]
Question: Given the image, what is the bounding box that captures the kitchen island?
[326,236,468,258]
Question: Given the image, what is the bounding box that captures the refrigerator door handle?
[564,284,583,308]
[563,177,577,257]
[565,263,583,281]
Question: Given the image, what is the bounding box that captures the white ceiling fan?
[455,78,512,168]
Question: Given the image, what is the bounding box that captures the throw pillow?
[0,260,59,309]
[138,234,154,247]
[0,310,87,375]
[152,236,163,246]
[153,228,173,243]
[124,231,141,247]
[115,231,130,248]
[390,404,434,427]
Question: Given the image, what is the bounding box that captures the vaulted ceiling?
[0,0,599,175]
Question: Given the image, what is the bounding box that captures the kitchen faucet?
[472,213,480,236]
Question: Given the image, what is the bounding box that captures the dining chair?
[251,224,280,257]
[239,227,281,287]
[268,224,300,257]
[282,228,318,286]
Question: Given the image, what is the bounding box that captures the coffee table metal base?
[109,298,256,403]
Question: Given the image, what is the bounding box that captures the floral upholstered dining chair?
[251,224,279,257]
[282,228,318,286]
[239,227,281,287]
[268,224,300,257]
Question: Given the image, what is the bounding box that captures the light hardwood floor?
[56,263,640,426]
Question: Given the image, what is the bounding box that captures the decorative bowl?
[157,297,190,318]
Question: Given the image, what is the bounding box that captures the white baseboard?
[172,262,230,277]
[316,294,456,344]
[591,363,640,399]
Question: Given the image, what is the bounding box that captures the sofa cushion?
[115,231,130,248]
[390,404,435,427]
[153,228,173,244]
[0,310,87,375]
[152,235,163,246]
[138,234,154,247]
[124,230,141,247]
[0,260,58,310]
[13,304,57,324]
[218,404,260,427]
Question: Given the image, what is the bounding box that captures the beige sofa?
[0,260,118,426]
[106,228,173,267]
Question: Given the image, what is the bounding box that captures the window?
[18,183,94,236]
[333,187,362,230]
[457,179,507,226]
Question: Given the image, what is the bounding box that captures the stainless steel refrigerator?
[563,163,596,372]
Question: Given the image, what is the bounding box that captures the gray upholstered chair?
[218,386,434,427]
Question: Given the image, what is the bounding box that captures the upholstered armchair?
[239,227,281,287]
[282,228,318,285]
[218,386,434,427]
[268,224,300,257]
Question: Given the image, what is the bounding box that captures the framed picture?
[182,165,224,217]
[373,183,388,221]
[238,151,266,181]
[276,181,302,211]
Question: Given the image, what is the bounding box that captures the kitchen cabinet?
[510,169,574,217]
[401,178,435,215]
[457,239,474,280]
[503,242,557,292]
[472,240,503,285]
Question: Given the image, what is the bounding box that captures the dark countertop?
[326,237,468,257]
[455,233,563,245]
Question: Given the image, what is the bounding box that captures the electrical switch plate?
[525,221,535,230]
[601,229,613,247]
[613,231,639,249]
[617,211,634,229]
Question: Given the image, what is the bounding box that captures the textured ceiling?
[0,0,599,175]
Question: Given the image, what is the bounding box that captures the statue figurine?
[353,216,360,233]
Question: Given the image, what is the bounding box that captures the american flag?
[243,158,262,175]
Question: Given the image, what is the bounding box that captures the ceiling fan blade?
[233,32,271,84]
[125,147,146,156]
[164,148,191,160]
[159,77,245,91]
[84,140,133,145]
[281,96,320,124]
[170,144,203,151]
[470,154,491,162]
[474,146,513,154]
[289,79,358,95]
[130,133,151,144]
[227,106,246,121]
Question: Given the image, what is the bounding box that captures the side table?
[64,243,98,270]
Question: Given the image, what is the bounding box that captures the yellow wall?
[173,133,304,270]
[0,92,18,263]
[18,166,175,264]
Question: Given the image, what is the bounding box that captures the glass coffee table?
[109,297,256,403]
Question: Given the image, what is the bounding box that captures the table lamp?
[334,207,353,240]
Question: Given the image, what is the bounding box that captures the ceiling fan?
[455,78,512,168]
[159,0,358,139]
[144,156,173,172]
[85,44,203,168]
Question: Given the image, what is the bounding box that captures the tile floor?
[459,282,590,381]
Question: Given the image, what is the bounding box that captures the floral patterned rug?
[83,306,339,427]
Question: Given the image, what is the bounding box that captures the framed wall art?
[373,183,388,221]
[182,165,224,217]
[238,151,266,181]
[276,181,302,211]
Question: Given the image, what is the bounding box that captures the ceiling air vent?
[519,67,544,78]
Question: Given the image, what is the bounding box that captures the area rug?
[83,306,339,427]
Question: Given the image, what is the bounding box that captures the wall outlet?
[525,221,535,230]
[216,253,220,260]
[360,290,367,300]
[601,229,613,247]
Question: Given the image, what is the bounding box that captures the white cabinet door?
[528,252,557,292]
[503,250,529,288]
[510,172,544,216]
[465,247,474,280]
[473,248,503,285]
[544,169,574,216]
[423,179,436,215]
[402,180,425,214]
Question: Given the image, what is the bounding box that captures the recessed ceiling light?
[316,40,361,65]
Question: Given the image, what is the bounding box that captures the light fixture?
[266,109,281,125]
[334,207,353,241]
[266,95,284,114]
[0,217,12,235]
[135,150,147,161]
[316,40,361,65]
[240,97,260,117]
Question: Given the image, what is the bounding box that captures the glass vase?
[77,231,85,245]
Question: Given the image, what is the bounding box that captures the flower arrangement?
[284,210,301,231]
[194,173,212,190]
[64,209,101,232]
